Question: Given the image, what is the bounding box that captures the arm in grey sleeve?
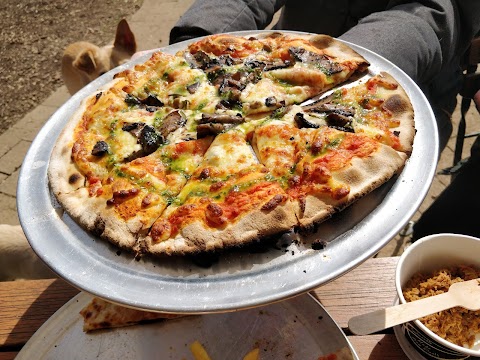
[340,0,480,85]
[170,0,285,44]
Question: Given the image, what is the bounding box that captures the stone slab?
[0,141,31,175]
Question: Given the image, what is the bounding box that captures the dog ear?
[73,50,97,74]
[114,19,137,55]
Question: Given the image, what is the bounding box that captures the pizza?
[48,32,415,257]
[80,297,183,332]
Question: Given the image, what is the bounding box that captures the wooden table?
[0,257,408,360]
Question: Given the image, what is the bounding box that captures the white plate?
[17,30,438,313]
[16,293,358,360]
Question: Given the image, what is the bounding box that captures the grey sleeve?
[170,0,285,44]
[340,0,480,85]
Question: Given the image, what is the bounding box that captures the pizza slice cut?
[143,128,298,256]
[250,112,333,227]
[49,82,135,198]
[52,137,212,251]
[288,127,407,230]
[115,50,221,113]
[299,72,415,154]
[240,34,370,114]
[251,113,407,230]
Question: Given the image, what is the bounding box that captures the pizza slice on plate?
[80,297,183,332]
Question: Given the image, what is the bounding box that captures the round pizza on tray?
[48,32,415,257]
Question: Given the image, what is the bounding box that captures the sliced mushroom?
[189,51,219,70]
[157,110,187,139]
[183,52,199,69]
[124,93,164,108]
[244,59,266,69]
[186,82,200,94]
[185,51,240,71]
[206,67,227,85]
[301,100,356,132]
[218,76,245,102]
[270,105,291,119]
[197,123,235,138]
[289,47,343,75]
[122,123,164,161]
[326,114,355,133]
[198,113,245,124]
[91,141,109,157]
[171,96,190,109]
[142,94,164,107]
[122,122,144,137]
[218,54,240,66]
[215,99,242,110]
[138,125,164,155]
[125,94,141,106]
[265,96,277,107]
[263,59,292,71]
[294,113,320,129]
[244,59,291,71]
[244,69,262,84]
[326,112,352,127]
[144,106,157,113]
[193,51,218,70]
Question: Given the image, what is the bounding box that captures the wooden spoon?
[348,278,480,335]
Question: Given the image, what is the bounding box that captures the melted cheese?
[201,130,258,173]
[253,121,299,179]
[241,78,309,114]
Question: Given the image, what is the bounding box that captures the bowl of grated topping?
[395,233,480,359]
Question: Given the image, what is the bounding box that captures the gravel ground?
[0,0,143,136]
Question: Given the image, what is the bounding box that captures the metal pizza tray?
[17,30,438,313]
[15,292,358,360]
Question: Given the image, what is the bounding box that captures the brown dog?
[62,19,137,94]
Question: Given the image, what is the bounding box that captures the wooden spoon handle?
[348,292,458,335]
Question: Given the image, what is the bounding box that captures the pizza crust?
[144,199,298,256]
[375,72,415,154]
[55,188,140,249]
[48,103,88,196]
[49,78,127,196]
[309,34,370,72]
